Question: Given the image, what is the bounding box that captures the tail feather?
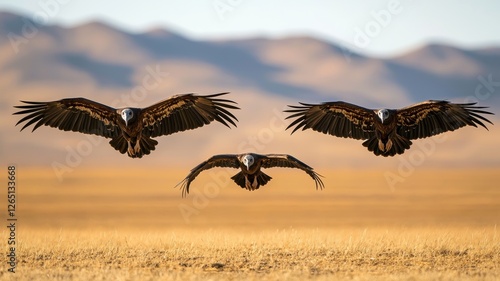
[255,172,272,188]
[138,137,158,155]
[231,171,272,190]
[231,172,246,188]
[362,136,381,155]
[362,135,412,157]
[391,134,412,155]
[109,135,128,155]
[109,135,158,158]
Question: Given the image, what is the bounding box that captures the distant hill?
[1,11,498,171]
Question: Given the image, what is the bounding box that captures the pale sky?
[0,0,499,56]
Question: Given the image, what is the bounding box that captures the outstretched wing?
[259,154,324,190]
[285,101,375,140]
[141,93,239,138]
[396,100,494,140]
[177,154,240,197]
[13,98,120,138]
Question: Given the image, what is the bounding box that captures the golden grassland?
[1,167,499,280]
[4,227,500,281]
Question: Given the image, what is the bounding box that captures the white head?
[121,108,134,126]
[242,154,255,170]
[377,109,390,123]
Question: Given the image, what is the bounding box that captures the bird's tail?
[390,134,412,156]
[231,171,272,191]
[109,135,128,155]
[362,134,412,157]
[109,135,158,158]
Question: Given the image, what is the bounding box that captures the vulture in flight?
[178,153,324,197]
[285,100,494,157]
[14,93,239,158]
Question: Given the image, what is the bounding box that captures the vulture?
[285,100,494,157]
[178,153,324,197]
[14,93,239,158]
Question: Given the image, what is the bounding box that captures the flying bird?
[178,153,324,197]
[285,100,494,157]
[14,93,239,158]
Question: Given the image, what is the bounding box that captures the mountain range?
[1,11,498,172]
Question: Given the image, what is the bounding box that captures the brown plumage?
[285,100,494,157]
[177,153,324,197]
[14,93,239,158]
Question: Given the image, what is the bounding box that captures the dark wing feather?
[177,154,240,197]
[13,98,120,138]
[285,101,375,140]
[260,154,324,190]
[141,93,239,138]
[396,100,494,139]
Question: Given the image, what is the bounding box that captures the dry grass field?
[8,227,500,281]
[1,167,499,280]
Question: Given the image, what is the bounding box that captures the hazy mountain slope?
[0,11,498,171]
